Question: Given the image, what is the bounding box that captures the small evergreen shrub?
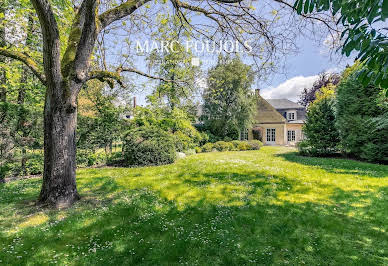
[213,141,233,151]
[201,143,214,152]
[123,126,176,166]
[200,140,263,153]
[106,152,125,166]
[25,153,44,175]
[248,140,263,150]
[77,150,107,167]
[194,147,202,153]
[236,141,251,151]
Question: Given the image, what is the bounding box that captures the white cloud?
[261,75,319,102]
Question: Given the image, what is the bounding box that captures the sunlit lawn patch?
[0,147,387,265]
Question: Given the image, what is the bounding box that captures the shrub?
[194,146,202,153]
[76,150,106,167]
[231,140,242,151]
[106,152,125,166]
[173,131,194,152]
[213,141,233,151]
[297,140,313,156]
[236,141,251,151]
[201,143,214,152]
[336,66,388,162]
[302,95,339,156]
[0,165,10,181]
[25,153,44,175]
[123,126,176,166]
[200,140,262,153]
[248,140,263,150]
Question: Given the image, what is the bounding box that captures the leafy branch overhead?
[294,0,388,89]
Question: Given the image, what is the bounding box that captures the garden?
[1,0,388,265]
[1,147,387,264]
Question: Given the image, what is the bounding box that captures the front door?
[266,128,276,144]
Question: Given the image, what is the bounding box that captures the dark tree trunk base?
[38,188,80,208]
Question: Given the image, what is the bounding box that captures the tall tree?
[146,15,199,111]
[301,84,339,156]
[0,0,337,206]
[202,55,256,140]
[336,64,388,163]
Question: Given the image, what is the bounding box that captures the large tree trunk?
[38,82,80,207]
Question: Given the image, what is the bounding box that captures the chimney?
[255,89,260,97]
[133,96,136,108]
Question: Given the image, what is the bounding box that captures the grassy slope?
[0,146,387,265]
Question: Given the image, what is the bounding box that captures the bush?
[201,143,214,152]
[248,140,263,150]
[194,146,202,153]
[77,150,106,167]
[0,165,10,181]
[236,141,251,151]
[297,140,313,156]
[302,96,339,156]
[123,126,176,166]
[200,140,263,153]
[106,152,125,166]
[213,141,234,151]
[25,153,44,175]
[336,65,388,162]
[173,131,194,152]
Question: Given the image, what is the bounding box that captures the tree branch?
[87,70,124,88]
[273,0,339,33]
[0,48,46,85]
[30,0,61,86]
[99,0,152,29]
[87,66,186,88]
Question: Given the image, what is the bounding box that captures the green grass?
[1,146,387,265]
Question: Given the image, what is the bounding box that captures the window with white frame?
[287,130,296,142]
[240,128,249,140]
[266,128,276,142]
[287,112,296,120]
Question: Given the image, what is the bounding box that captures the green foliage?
[336,67,388,162]
[213,141,234,152]
[194,146,202,153]
[294,0,388,88]
[76,150,106,167]
[301,96,339,156]
[202,55,256,140]
[146,15,199,110]
[77,83,127,152]
[234,141,251,151]
[1,147,388,265]
[130,106,202,152]
[200,140,263,153]
[25,153,44,175]
[123,126,176,166]
[106,152,125,166]
[201,143,214,152]
[248,140,263,150]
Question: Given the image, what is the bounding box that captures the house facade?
[244,89,306,146]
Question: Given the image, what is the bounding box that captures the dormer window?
[287,111,296,121]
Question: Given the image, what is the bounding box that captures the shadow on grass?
[0,174,387,265]
[277,151,388,178]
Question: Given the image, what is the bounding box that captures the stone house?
[241,89,306,146]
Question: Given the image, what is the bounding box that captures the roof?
[265,99,304,109]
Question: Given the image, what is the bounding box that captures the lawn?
[1,146,387,265]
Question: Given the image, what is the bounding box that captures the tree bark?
[38,82,81,207]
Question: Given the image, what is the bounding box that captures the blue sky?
[260,37,354,101]
[132,37,354,105]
